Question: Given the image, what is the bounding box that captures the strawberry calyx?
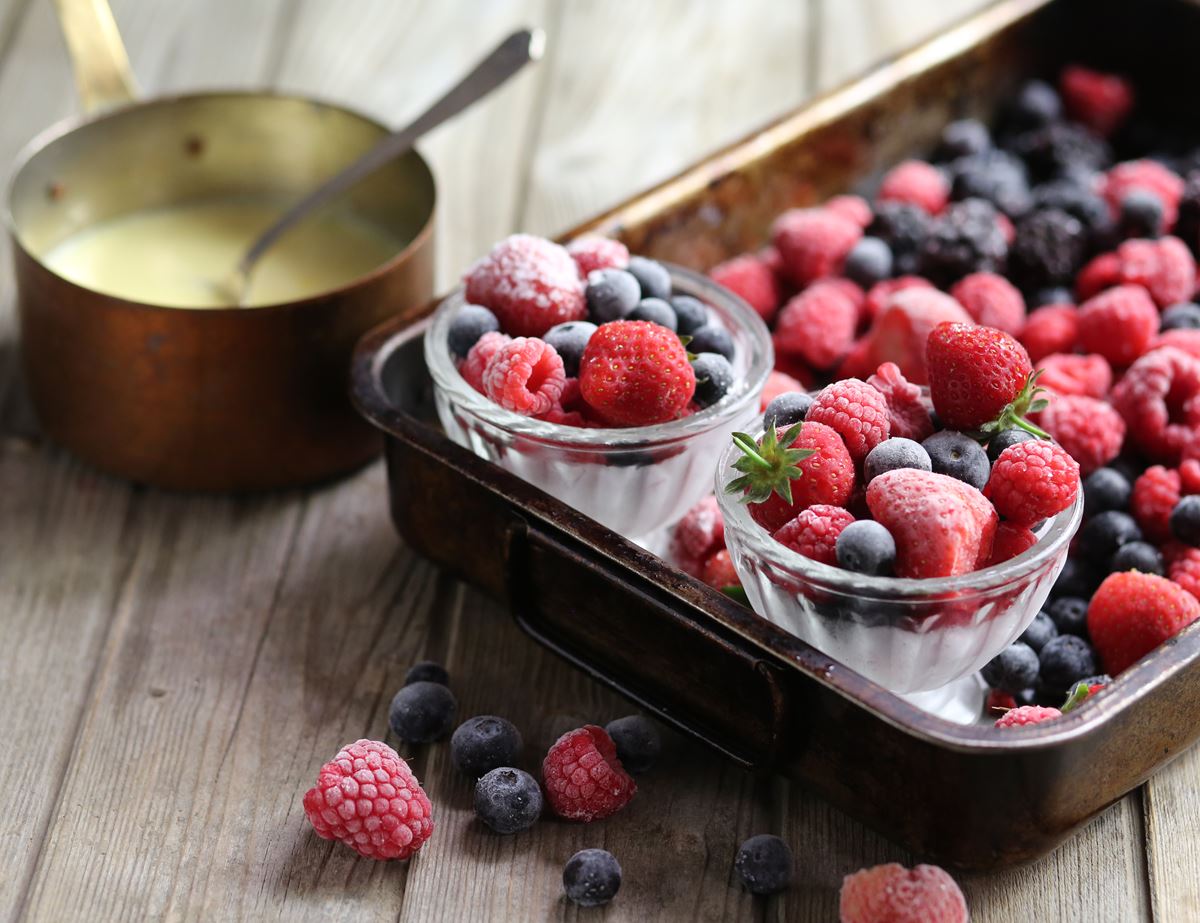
[1060,680,1093,713]
[978,369,1051,439]
[726,422,815,505]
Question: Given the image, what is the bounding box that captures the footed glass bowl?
[716,424,1084,694]
[426,265,773,543]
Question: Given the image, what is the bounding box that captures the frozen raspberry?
[1115,237,1196,308]
[771,207,862,287]
[482,337,566,416]
[1075,251,1121,301]
[878,160,950,215]
[826,194,873,228]
[1168,543,1200,600]
[579,321,696,426]
[1181,458,1200,494]
[867,361,933,442]
[701,548,740,590]
[807,378,891,463]
[773,284,858,370]
[760,369,808,411]
[865,287,972,385]
[986,522,1038,566]
[862,276,934,326]
[1155,329,1200,361]
[1102,160,1184,228]
[773,504,856,565]
[1077,285,1159,367]
[566,235,629,276]
[669,495,725,578]
[542,725,636,822]
[839,863,968,923]
[1132,466,1182,543]
[302,739,434,860]
[459,330,512,393]
[950,272,1025,334]
[1035,353,1112,399]
[1111,346,1200,463]
[465,235,586,337]
[1020,305,1079,363]
[814,277,866,315]
[837,337,876,381]
[1034,394,1125,476]
[994,705,1062,728]
[985,440,1081,526]
[1088,571,1200,674]
[709,253,782,322]
[1060,66,1134,137]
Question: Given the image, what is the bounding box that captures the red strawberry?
[985,440,1080,526]
[1088,571,1200,675]
[578,321,695,426]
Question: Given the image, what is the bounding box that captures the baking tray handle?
[505,518,793,769]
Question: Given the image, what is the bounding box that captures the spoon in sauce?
[216,27,545,306]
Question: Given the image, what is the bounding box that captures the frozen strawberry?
[773,284,858,370]
[926,322,1042,432]
[865,288,972,385]
[1088,571,1200,674]
[578,321,695,426]
[950,272,1026,334]
[464,234,586,337]
[770,208,862,287]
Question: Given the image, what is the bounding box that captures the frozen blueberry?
[628,297,678,330]
[404,660,449,687]
[1030,286,1075,308]
[670,294,709,335]
[1083,467,1132,516]
[1161,302,1200,331]
[451,715,523,779]
[836,520,896,576]
[1008,79,1062,130]
[1048,596,1090,637]
[981,641,1041,693]
[1111,541,1165,575]
[1039,634,1097,694]
[563,849,622,907]
[691,353,734,409]
[689,324,735,361]
[626,256,672,300]
[474,767,542,834]
[388,680,457,743]
[843,236,893,288]
[734,835,792,895]
[864,437,932,483]
[986,428,1036,462]
[586,268,641,323]
[923,430,990,490]
[543,321,597,377]
[1119,189,1165,239]
[1079,510,1142,560]
[763,392,812,430]
[1052,558,1101,599]
[936,118,991,161]
[1170,495,1200,546]
[1019,610,1059,652]
[448,305,500,359]
[605,715,662,774]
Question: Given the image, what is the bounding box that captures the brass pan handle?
[52,0,139,112]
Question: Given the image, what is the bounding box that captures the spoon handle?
[237,28,545,282]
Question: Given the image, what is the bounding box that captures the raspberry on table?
[950,271,1025,334]
[806,378,891,463]
[1102,160,1184,228]
[1077,284,1159,368]
[464,234,586,337]
[1115,236,1196,307]
[566,235,630,276]
[773,283,858,370]
[1060,65,1134,137]
[1132,465,1183,542]
[866,362,934,442]
[669,495,726,578]
[1035,353,1112,399]
[1088,571,1200,674]
[482,337,567,416]
[1019,304,1079,367]
[563,848,622,907]
[771,207,862,286]
[839,862,968,923]
[709,253,781,322]
[578,320,696,426]
[541,725,636,822]
[734,835,793,895]
[302,739,434,860]
[878,159,950,214]
[451,715,523,779]
[604,715,662,774]
[985,440,1081,526]
[773,504,856,565]
[459,331,512,393]
[1111,346,1200,464]
[994,705,1062,728]
[1034,393,1125,476]
[473,767,543,835]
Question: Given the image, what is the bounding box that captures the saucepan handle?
[504,518,793,770]
[52,0,139,113]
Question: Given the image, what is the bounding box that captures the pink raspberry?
[985,440,1081,526]
[773,284,858,370]
[807,379,891,463]
[1111,346,1200,463]
[1076,251,1121,301]
[950,272,1026,334]
[878,160,950,215]
[760,369,808,410]
[826,194,873,228]
[865,288,972,385]
[994,705,1062,728]
[773,504,856,565]
[1102,159,1185,228]
[1034,393,1126,476]
[1077,284,1160,367]
[1061,66,1134,137]
[464,234,586,337]
[460,330,512,392]
[669,495,726,578]
[770,208,862,287]
[701,548,740,590]
[1168,543,1200,600]
[867,361,933,442]
[566,235,629,276]
[1181,458,1200,495]
[839,863,968,923]
[1155,329,1200,361]
[862,276,934,327]
[709,253,782,322]
[1133,466,1182,543]
[1116,237,1196,308]
[482,337,566,415]
[1035,353,1112,399]
[1020,304,1079,362]
[542,726,636,822]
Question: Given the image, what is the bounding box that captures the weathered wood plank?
[1144,746,1200,922]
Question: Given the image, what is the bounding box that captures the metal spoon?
[219,28,545,306]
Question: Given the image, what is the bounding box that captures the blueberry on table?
[1079,510,1142,560]
[843,236,893,288]
[388,680,457,743]
[1110,541,1165,576]
[586,268,641,323]
[836,520,896,576]
[1161,302,1200,331]
[922,430,990,490]
[1039,634,1098,694]
[563,848,622,907]
[543,320,597,377]
[734,834,793,895]
[626,255,672,300]
[1019,610,1059,652]
[688,323,735,361]
[669,294,709,335]
[605,714,662,774]
[628,296,678,330]
[1118,189,1165,239]
[448,305,499,359]
[762,392,812,430]
[1170,495,1200,546]
[404,660,449,687]
[474,767,543,835]
[451,715,523,779]
[1083,467,1131,516]
[691,353,734,409]
[864,437,932,483]
[1048,596,1090,637]
[981,641,1041,693]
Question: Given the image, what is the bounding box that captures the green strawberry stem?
[1061,681,1092,713]
[979,369,1051,440]
[725,421,814,505]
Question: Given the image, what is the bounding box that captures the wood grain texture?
[1145,746,1200,922]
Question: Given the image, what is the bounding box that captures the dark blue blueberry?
[626,256,672,300]
[670,294,709,335]
[1119,189,1165,239]
[1048,596,1090,637]
[836,521,897,576]
[448,305,500,359]
[1038,634,1097,694]
[1161,302,1200,331]
[734,835,793,895]
[1030,286,1074,308]
[1079,510,1142,560]
[981,641,1041,693]
[628,296,677,330]
[543,321,597,377]
[474,767,542,834]
[936,118,991,161]
[843,237,893,288]
[1111,541,1165,576]
[586,268,641,323]
[1051,558,1101,600]
[689,324,735,361]
[605,715,662,774]
[563,849,622,906]
[691,353,734,408]
[1008,79,1062,130]
[987,428,1036,462]
[923,430,990,490]
[864,437,932,483]
[1083,467,1131,516]
[404,660,449,686]
[388,680,457,743]
[451,715,523,779]
[763,392,812,430]
[1170,495,1200,546]
[1019,610,1059,652]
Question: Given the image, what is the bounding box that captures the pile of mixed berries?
[449,233,739,427]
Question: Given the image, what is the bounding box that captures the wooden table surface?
[2,1,1198,920]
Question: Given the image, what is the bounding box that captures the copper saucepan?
[6,0,436,490]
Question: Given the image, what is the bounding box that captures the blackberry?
[949,150,1032,217]
[867,201,931,276]
[1169,495,1200,545]
[1079,510,1142,560]
[628,297,677,330]
[626,256,672,300]
[586,269,641,323]
[1019,610,1059,652]
[1173,171,1200,257]
[605,714,662,774]
[1083,467,1132,516]
[691,353,734,408]
[864,437,932,483]
[1118,189,1165,239]
[935,118,991,162]
[763,391,812,430]
[1051,558,1101,600]
[843,236,893,288]
[448,305,500,359]
[1161,302,1200,330]
[733,835,793,895]
[404,660,450,687]
[1110,541,1165,575]
[1005,79,1062,131]
[1005,121,1112,183]
[689,324,735,361]
[543,321,597,377]
[1031,179,1114,248]
[670,294,709,335]
[474,767,543,834]
[919,198,1007,285]
[451,715,523,779]
[1010,208,1087,290]
[563,849,622,907]
[388,680,457,743]
[836,520,896,576]
[981,641,1041,693]
[922,430,990,491]
[987,428,1036,463]
[1048,596,1090,637]
[1039,634,1098,694]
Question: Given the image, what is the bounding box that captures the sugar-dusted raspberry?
[815,277,866,316]
[302,739,434,860]
[709,253,782,322]
[807,379,891,463]
[1035,353,1112,399]
[1132,465,1182,543]
[464,234,586,337]
[741,421,857,533]
[1102,160,1185,228]
[579,321,696,426]
[1088,571,1200,674]
[760,369,808,411]
[950,271,1026,334]
[986,521,1039,566]
[864,287,972,385]
[542,725,636,822]
[669,495,725,578]
[1155,329,1200,361]
[1034,394,1125,476]
[1077,284,1160,367]
[1019,304,1078,363]
[566,235,629,277]
[770,207,862,287]
[773,283,858,370]
[1075,251,1121,301]
[985,440,1081,525]
[867,361,933,442]
[861,276,935,326]
[1181,458,1200,495]
[1166,542,1200,600]
[1060,66,1134,137]
[482,337,566,416]
[839,863,968,923]
[1116,237,1196,308]
[878,160,950,215]
[459,330,512,393]
[773,504,856,565]
[826,193,873,228]
[700,548,740,590]
[1111,346,1200,463]
[994,705,1062,728]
